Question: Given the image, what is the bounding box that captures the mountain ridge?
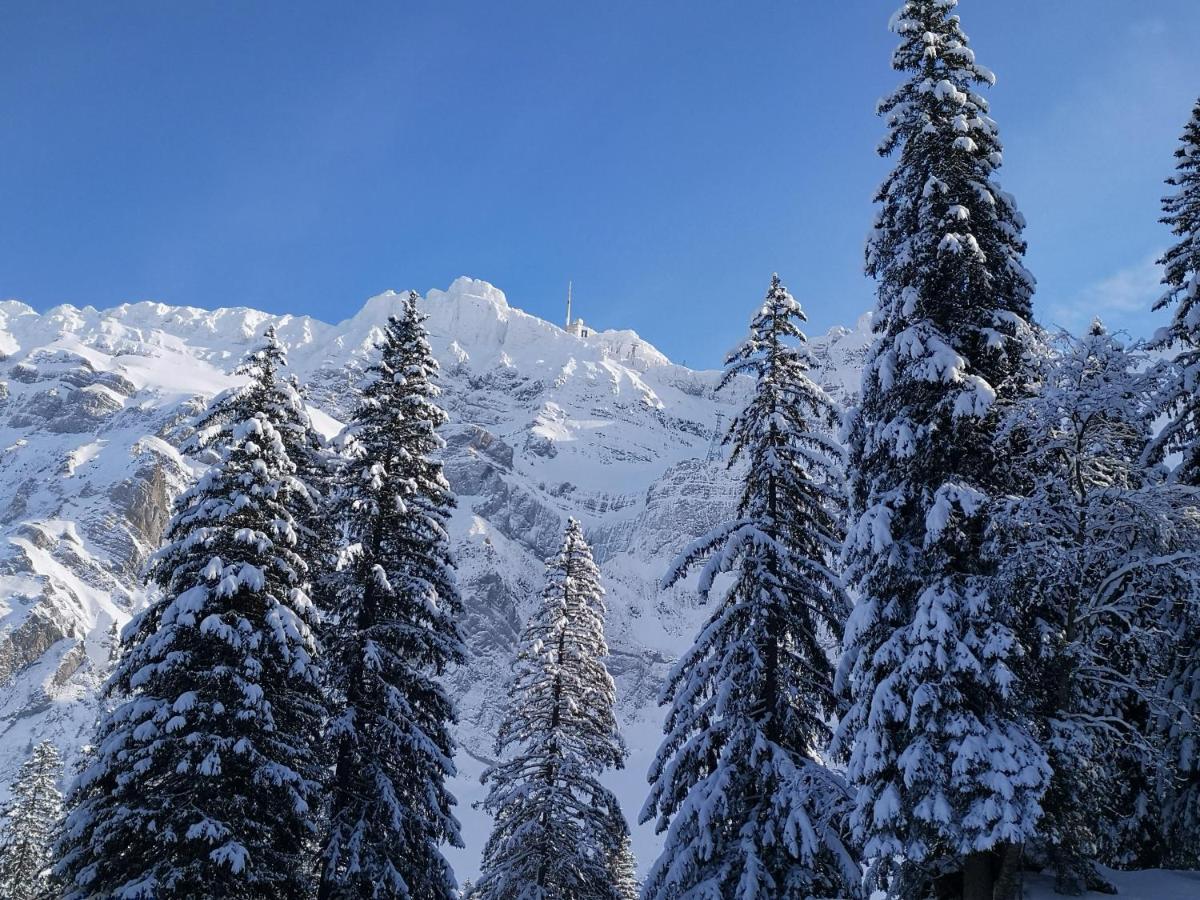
[0,276,871,877]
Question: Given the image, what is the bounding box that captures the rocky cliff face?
[0,279,869,874]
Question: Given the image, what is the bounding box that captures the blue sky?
[3,1,1199,367]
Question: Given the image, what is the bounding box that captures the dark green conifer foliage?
[319,293,466,900]
[835,3,1047,896]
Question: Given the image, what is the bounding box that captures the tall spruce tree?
[0,741,63,899]
[192,326,340,713]
[991,324,1198,890]
[1150,96,1200,867]
[641,275,858,899]
[834,3,1048,897]
[319,293,466,900]
[474,518,631,900]
[55,361,325,898]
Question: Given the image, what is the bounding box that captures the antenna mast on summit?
[565,280,588,337]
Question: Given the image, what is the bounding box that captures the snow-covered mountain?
[0,277,872,877]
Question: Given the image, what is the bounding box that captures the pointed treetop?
[236,323,288,385]
[886,0,990,80]
[401,288,422,321]
[369,290,440,381]
[722,272,811,383]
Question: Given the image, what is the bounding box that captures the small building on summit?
[565,281,591,338]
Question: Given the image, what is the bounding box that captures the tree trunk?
[962,851,994,900]
[993,843,1023,900]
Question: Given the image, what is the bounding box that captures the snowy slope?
[0,277,871,880]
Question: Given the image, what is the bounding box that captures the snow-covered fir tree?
[475,518,631,900]
[0,741,63,899]
[55,360,325,898]
[319,292,466,900]
[641,275,858,899]
[1150,96,1200,867]
[192,327,341,766]
[834,3,1048,897]
[1152,97,1200,484]
[991,323,1199,890]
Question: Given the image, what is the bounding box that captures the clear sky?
[3,1,1199,367]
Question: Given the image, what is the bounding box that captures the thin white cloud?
[1045,252,1164,335]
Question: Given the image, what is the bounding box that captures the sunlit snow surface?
[0,278,876,879]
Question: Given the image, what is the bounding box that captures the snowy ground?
[1025,867,1200,899]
